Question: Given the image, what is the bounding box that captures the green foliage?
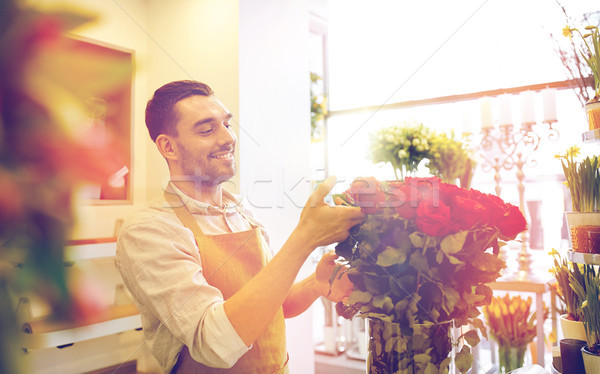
[310,72,327,141]
[570,265,600,354]
[368,122,476,186]
[556,146,600,212]
[565,24,600,98]
[549,249,585,320]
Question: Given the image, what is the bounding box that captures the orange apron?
[166,191,289,374]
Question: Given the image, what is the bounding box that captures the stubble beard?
[178,142,235,187]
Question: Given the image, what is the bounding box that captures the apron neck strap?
[164,189,206,237]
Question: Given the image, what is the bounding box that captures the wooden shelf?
[21,304,141,350]
[582,128,600,143]
[567,250,600,265]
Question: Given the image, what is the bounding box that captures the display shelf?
[21,304,141,350]
[582,128,600,143]
[64,237,117,262]
[567,250,600,265]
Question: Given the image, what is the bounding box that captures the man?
[116,80,364,373]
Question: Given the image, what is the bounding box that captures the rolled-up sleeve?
[116,218,250,371]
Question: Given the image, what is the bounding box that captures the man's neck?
[171,178,224,208]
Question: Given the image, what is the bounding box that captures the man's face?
[171,95,236,185]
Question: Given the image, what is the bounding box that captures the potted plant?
[427,132,477,189]
[549,249,587,340]
[369,123,476,187]
[557,146,600,253]
[483,294,548,373]
[368,122,433,181]
[333,176,527,373]
[570,265,600,372]
[563,24,600,129]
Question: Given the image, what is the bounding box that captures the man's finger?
[314,175,337,202]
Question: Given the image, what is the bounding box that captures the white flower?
[398,149,408,159]
[412,138,421,146]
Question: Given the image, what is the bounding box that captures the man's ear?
[156,134,178,162]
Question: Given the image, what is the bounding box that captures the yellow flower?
[563,25,572,38]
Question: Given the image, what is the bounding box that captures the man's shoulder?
[118,197,180,235]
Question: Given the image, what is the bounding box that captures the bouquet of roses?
[333,176,527,373]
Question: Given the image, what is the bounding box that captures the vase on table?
[366,318,453,374]
[497,342,527,373]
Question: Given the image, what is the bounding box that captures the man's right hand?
[297,176,364,251]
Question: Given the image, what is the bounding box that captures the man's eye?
[197,127,213,134]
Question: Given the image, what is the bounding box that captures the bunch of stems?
[558,147,600,212]
[549,249,585,321]
[570,265,600,354]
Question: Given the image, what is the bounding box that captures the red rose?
[496,204,527,239]
[469,190,506,226]
[405,177,443,205]
[385,181,418,219]
[415,200,454,237]
[448,194,487,230]
[348,177,385,214]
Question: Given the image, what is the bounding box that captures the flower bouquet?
[334,177,527,373]
[483,294,548,373]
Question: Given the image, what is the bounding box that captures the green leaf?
[373,295,394,314]
[446,254,464,265]
[424,362,439,374]
[455,345,473,373]
[440,230,468,255]
[409,231,425,248]
[377,245,407,267]
[463,329,480,346]
[414,353,431,365]
[384,336,398,353]
[436,250,444,264]
[409,251,429,272]
[348,290,372,304]
[470,318,488,339]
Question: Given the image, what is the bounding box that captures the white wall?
[238,1,314,373]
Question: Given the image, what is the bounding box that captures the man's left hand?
[315,251,353,303]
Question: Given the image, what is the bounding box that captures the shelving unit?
[19,238,142,351]
[567,251,600,265]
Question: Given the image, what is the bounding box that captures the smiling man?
[116,80,364,373]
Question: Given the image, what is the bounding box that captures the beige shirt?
[116,183,268,373]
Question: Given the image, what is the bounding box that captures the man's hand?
[297,176,364,251]
[315,251,353,303]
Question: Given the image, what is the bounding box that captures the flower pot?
[560,338,586,374]
[587,99,600,130]
[582,346,600,374]
[366,318,453,373]
[560,314,588,341]
[565,212,600,253]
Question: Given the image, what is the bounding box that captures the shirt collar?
[165,181,242,216]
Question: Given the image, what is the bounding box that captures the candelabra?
[476,90,559,281]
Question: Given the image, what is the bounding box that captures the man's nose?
[219,123,236,146]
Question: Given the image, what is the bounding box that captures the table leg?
[536,291,544,366]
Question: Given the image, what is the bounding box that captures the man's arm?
[223,176,363,346]
[281,251,353,319]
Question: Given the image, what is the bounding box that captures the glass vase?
[497,343,527,373]
[366,318,453,374]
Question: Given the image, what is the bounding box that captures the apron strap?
[164,189,206,237]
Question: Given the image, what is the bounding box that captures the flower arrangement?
[483,294,548,372]
[368,122,433,181]
[334,176,527,373]
[556,146,600,212]
[549,249,585,321]
[427,131,477,188]
[310,72,327,142]
[563,24,600,100]
[368,122,475,187]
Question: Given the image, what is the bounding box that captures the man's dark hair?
[145,80,214,142]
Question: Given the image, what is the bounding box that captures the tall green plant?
[557,146,600,212]
[570,265,600,354]
[564,24,600,99]
[549,249,584,321]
